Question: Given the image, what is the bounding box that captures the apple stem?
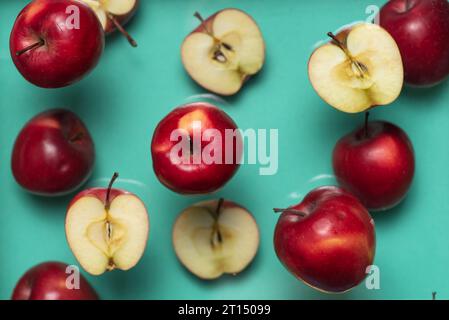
[108,13,138,47]
[193,11,232,63]
[364,112,370,138]
[327,32,347,53]
[194,11,212,35]
[193,12,204,22]
[210,198,224,248]
[216,198,224,216]
[105,172,119,211]
[405,0,413,11]
[16,39,45,56]
[327,32,368,78]
[273,208,306,217]
[69,132,84,143]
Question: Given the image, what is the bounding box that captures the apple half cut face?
[308,23,404,113]
[181,9,265,95]
[173,199,259,280]
[66,174,149,276]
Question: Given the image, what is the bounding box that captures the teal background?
[1,0,448,300]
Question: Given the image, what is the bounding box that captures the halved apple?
[308,23,404,113]
[173,199,259,280]
[80,0,138,46]
[181,9,265,96]
[66,173,149,275]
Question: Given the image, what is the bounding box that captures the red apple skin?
[379,0,449,86]
[333,121,415,211]
[11,109,95,196]
[151,102,242,195]
[68,187,129,208]
[12,262,98,300]
[104,0,139,34]
[10,0,105,88]
[274,186,376,293]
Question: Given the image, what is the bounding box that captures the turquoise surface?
[1,0,448,300]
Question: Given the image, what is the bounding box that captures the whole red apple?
[151,102,242,194]
[274,186,376,293]
[333,119,415,211]
[10,0,105,88]
[12,262,98,300]
[11,109,95,196]
[379,0,449,86]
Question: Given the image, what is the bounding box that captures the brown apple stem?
[210,198,224,248]
[273,208,307,217]
[193,11,232,63]
[364,112,370,138]
[16,39,45,56]
[193,12,205,23]
[405,0,413,11]
[216,198,224,216]
[193,11,232,48]
[108,13,138,47]
[194,11,212,35]
[69,132,84,143]
[327,32,347,52]
[105,172,119,211]
[327,32,367,78]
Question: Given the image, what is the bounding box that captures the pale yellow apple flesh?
[308,23,404,113]
[80,0,136,29]
[173,200,259,280]
[66,194,149,276]
[181,9,265,95]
